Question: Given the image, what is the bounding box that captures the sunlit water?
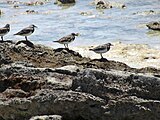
[0,0,160,49]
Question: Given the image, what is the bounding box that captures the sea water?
[0,0,160,49]
[0,0,160,68]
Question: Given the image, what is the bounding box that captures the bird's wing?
[0,28,9,34]
[58,35,74,42]
[14,27,32,35]
[92,45,106,51]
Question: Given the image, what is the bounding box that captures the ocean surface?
[0,0,160,49]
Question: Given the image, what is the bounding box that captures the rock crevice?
[0,42,160,120]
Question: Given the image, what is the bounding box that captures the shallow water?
[0,0,160,49]
[73,42,160,68]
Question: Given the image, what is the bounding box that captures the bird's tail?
[14,33,18,35]
[53,40,59,42]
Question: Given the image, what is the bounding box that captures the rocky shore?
[0,42,160,120]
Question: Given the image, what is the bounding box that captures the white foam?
[72,42,160,69]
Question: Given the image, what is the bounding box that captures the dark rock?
[1,66,160,120]
[133,10,157,15]
[146,21,160,31]
[121,4,126,8]
[95,0,112,9]
[0,90,105,120]
[0,42,160,120]
[26,1,44,6]
[90,58,109,62]
[1,42,159,74]
[72,68,160,119]
[13,5,19,8]
[15,40,35,48]
[72,68,160,100]
[55,0,76,4]
[2,88,28,98]
[0,63,75,93]
[26,10,38,14]
[0,53,12,65]
[53,48,82,58]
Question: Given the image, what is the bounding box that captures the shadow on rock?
[90,58,109,62]
[15,40,35,48]
[53,48,82,58]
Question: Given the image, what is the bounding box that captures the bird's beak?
[34,25,38,28]
[111,44,114,46]
[75,33,80,36]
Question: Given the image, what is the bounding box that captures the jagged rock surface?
[0,42,160,120]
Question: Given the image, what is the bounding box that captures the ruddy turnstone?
[89,43,113,59]
[14,24,37,41]
[53,33,79,48]
[0,24,10,41]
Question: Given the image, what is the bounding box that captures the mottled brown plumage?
[53,33,79,48]
[0,24,10,41]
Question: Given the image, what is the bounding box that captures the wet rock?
[7,1,20,5]
[26,10,38,14]
[80,11,93,16]
[110,1,126,9]
[25,1,44,6]
[55,0,76,4]
[93,0,126,9]
[7,0,47,6]
[29,115,62,120]
[95,0,112,9]
[121,4,126,8]
[13,4,19,8]
[133,10,160,16]
[146,21,160,31]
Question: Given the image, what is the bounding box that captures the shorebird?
[0,24,10,41]
[14,24,37,41]
[89,43,113,59]
[53,33,79,49]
